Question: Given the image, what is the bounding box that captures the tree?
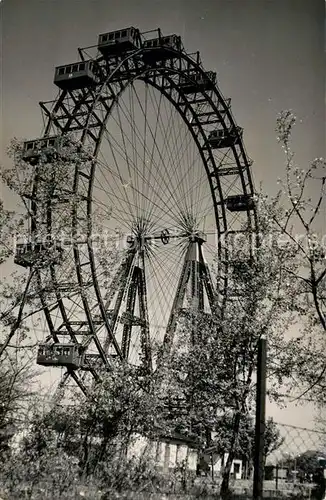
[0,197,32,356]
[0,136,119,359]
[203,414,283,479]
[264,418,285,459]
[162,110,325,496]
[0,361,175,498]
[0,137,85,357]
[0,116,324,497]
[71,362,171,476]
[162,194,302,497]
[282,450,326,482]
[270,111,326,402]
[275,111,325,328]
[0,351,36,456]
[0,198,41,487]
[1,406,80,500]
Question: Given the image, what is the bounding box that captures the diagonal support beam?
[137,253,152,372]
[162,237,215,356]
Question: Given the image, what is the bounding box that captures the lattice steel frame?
[26,30,257,393]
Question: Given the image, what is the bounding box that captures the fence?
[263,422,326,497]
[252,338,326,498]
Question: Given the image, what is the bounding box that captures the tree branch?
[0,269,35,359]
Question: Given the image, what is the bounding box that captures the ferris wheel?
[14,27,257,394]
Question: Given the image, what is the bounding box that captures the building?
[127,432,199,473]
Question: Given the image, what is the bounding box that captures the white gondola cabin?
[225,194,255,212]
[37,343,82,369]
[14,241,63,268]
[22,136,63,165]
[143,35,181,62]
[98,27,141,56]
[54,60,100,90]
[207,126,242,149]
[179,71,216,94]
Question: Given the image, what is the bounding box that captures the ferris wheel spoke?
[158,86,204,214]
[97,112,145,214]
[141,83,149,215]
[144,84,189,213]
[149,92,199,219]
[93,156,136,219]
[110,82,203,226]
[91,182,140,228]
[114,86,172,197]
[146,244,187,281]
[115,101,143,217]
[143,281,177,341]
[97,113,185,225]
[160,137,206,223]
[94,161,134,226]
[93,166,162,231]
[99,127,136,218]
[147,84,197,214]
[90,194,132,230]
[148,244,187,282]
[129,85,141,215]
[155,113,203,218]
[188,190,219,226]
[94,162,182,231]
[144,267,185,342]
[143,88,167,217]
[125,82,187,218]
[146,253,185,312]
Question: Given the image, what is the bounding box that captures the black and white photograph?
[0,0,325,498]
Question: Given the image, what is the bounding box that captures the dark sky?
[2,0,325,193]
[1,0,325,426]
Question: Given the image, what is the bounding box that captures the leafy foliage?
[0,352,36,457]
[0,114,325,498]
[273,111,326,404]
[0,362,185,499]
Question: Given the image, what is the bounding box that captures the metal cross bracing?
[14,26,257,396]
[162,231,216,353]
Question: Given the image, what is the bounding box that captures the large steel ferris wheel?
[15,27,257,394]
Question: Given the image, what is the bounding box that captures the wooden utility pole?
[253,337,267,500]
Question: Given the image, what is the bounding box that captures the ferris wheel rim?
[27,31,257,389]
